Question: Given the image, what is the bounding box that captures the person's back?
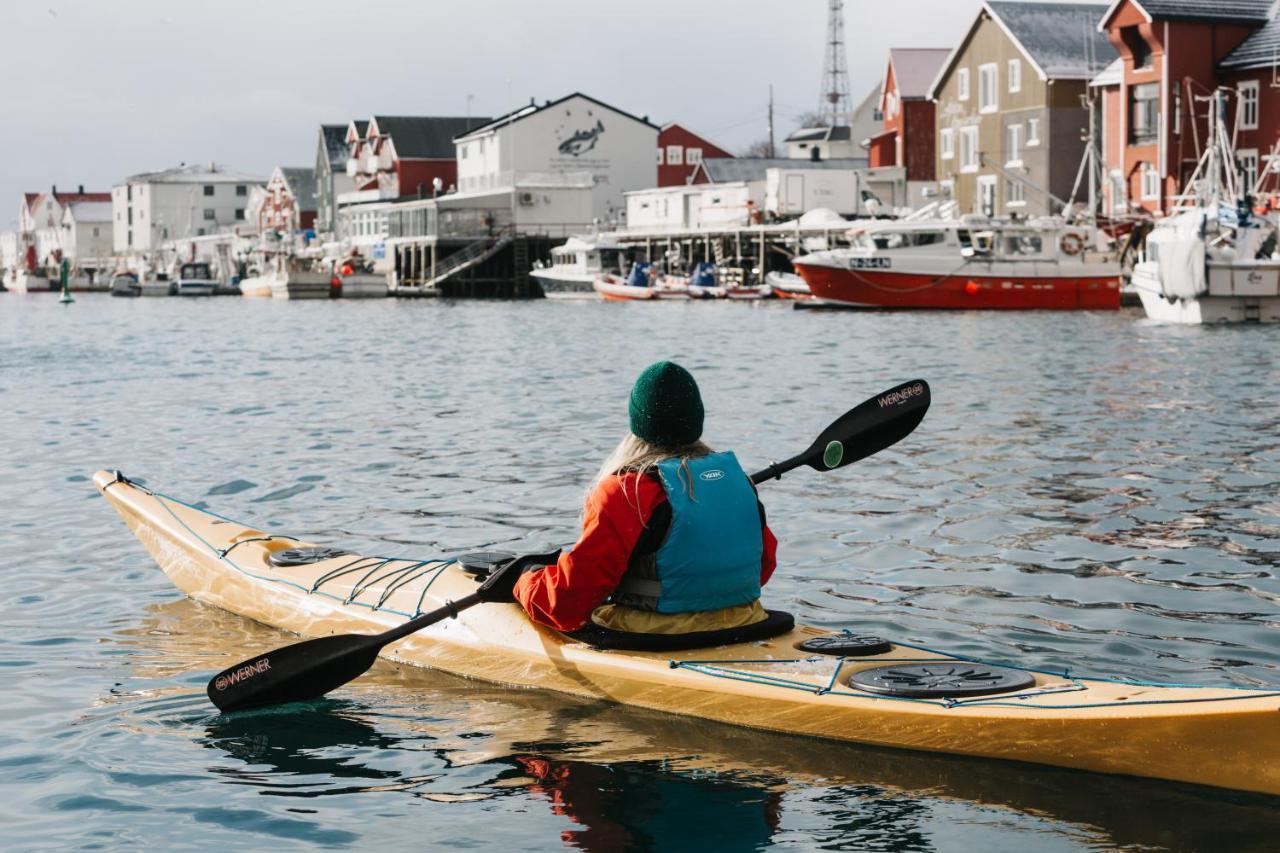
[493,361,777,634]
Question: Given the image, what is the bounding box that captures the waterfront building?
[111,164,265,253]
[930,1,1116,217]
[1097,1,1278,214]
[59,200,113,271]
[657,123,733,186]
[452,92,659,224]
[868,49,950,181]
[349,115,489,199]
[252,167,318,235]
[784,85,882,161]
[8,187,111,270]
[314,124,355,239]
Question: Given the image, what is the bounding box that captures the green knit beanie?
[628,361,704,447]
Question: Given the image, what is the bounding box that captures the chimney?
[78,184,84,194]
[810,146,821,162]
[52,184,58,195]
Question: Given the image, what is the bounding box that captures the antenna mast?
[820,0,853,126]
[768,84,776,157]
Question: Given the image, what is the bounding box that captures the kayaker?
[483,361,777,634]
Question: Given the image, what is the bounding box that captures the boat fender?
[797,634,892,657]
[457,550,516,578]
[849,663,1036,698]
[268,547,350,567]
[1060,232,1085,256]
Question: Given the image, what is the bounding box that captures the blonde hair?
[592,432,713,514]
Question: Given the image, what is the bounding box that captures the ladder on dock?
[422,233,513,290]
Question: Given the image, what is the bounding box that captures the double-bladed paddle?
[206,378,931,713]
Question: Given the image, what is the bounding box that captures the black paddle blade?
[207,633,383,713]
[805,379,930,471]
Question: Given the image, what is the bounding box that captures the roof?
[371,116,491,159]
[785,125,853,143]
[658,122,734,157]
[1101,0,1274,26]
[986,2,1116,78]
[1089,56,1124,86]
[455,92,658,141]
[53,191,110,204]
[124,163,266,184]
[320,124,348,167]
[931,1,1115,97]
[1220,15,1280,70]
[698,157,868,183]
[62,201,112,222]
[889,48,952,98]
[279,167,318,212]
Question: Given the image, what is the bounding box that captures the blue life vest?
[615,451,764,613]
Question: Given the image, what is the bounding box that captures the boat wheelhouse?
[531,236,624,298]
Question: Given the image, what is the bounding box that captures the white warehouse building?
[112,163,266,253]
[452,93,658,227]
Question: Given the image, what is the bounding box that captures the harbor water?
[2,294,1279,851]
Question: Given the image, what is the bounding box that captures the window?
[667,145,683,165]
[1173,89,1182,136]
[1027,117,1041,146]
[1008,60,1021,93]
[1122,26,1152,70]
[127,229,132,247]
[1238,149,1259,192]
[203,208,216,221]
[197,228,206,236]
[236,185,247,197]
[978,64,998,113]
[1006,180,1026,207]
[1131,83,1159,144]
[1006,124,1023,167]
[657,147,664,165]
[1140,162,1160,200]
[886,92,898,119]
[203,185,214,196]
[940,128,955,159]
[957,68,970,101]
[1240,80,1260,130]
[127,208,132,225]
[977,175,996,216]
[461,144,468,159]
[686,147,703,165]
[960,126,979,172]
[126,185,132,201]
[235,208,245,221]
[92,226,99,237]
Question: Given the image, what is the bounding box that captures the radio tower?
[819,0,853,126]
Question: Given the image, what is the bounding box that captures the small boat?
[766,270,812,299]
[594,263,657,301]
[335,258,388,298]
[238,267,276,298]
[271,261,336,300]
[725,283,773,301]
[652,275,692,300]
[109,273,141,297]
[138,275,174,297]
[531,235,625,298]
[684,262,727,299]
[5,269,51,293]
[174,262,217,297]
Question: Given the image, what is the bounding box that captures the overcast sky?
[1,0,985,228]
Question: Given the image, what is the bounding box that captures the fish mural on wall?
[558,120,605,156]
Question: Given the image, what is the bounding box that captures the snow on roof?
[62,201,112,222]
[985,1,1116,79]
[889,48,952,98]
[1220,14,1280,70]
[124,163,266,184]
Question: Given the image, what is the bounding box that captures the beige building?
[929,1,1114,217]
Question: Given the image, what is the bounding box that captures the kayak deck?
[94,470,1280,797]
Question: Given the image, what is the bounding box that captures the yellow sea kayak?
[94,470,1280,797]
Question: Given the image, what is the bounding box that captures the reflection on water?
[1,296,1278,849]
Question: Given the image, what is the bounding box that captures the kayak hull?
[94,470,1280,797]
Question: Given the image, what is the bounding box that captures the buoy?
[964,281,980,296]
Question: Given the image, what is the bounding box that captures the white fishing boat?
[531,235,624,298]
[138,275,173,297]
[109,274,141,297]
[795,216,1122,310]
[335,257,388,298]
[1131,90,1280,325]
[173,262,217,297]
[271,260,335,300]
[766,270,812,299]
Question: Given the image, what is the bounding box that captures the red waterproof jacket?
[514,472,778,632]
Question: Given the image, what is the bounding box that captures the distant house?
[314,124,355,238]
[60,200,113,268]
[253,167,318,234]
[9,187,111,269]
[868,48,950,181]
[931,1,1116,217]
[785,85,882,161]
[112,163,265,253]
[1097,0,1278,214]
[657,123,733,186]
[349,115,490,199]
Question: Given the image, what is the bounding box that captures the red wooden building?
[867,48,950,182]
[348,115,491,198]
[657,123,734,186]
[1097,0,1276,214]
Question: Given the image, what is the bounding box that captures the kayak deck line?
[93,469,1280,797]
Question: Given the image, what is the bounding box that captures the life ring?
[1060,232,1085,256]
